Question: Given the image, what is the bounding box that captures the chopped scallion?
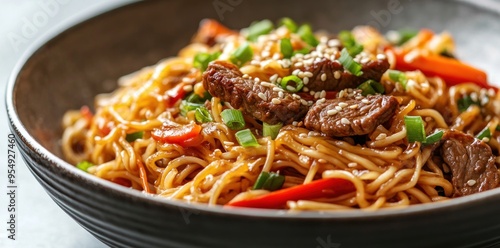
[180,100,204,116]
[263,122,282,140]
[293,47,311,56]
[76,161,93,172]
[235,129,260,147]
[193,51,221,71]
[280,38,293,58]
[404,116,426,143]
[280,75,304,92]
[422,130,444,145]
[397,29,418,45]
[253,171,285,191]
[230,42,253,67]
[297,24,318,47]
[221,109,245,130]
[195,107,213,123]
[185,91,212,104]
[125,131,144,142]
[388,70,408,89]
[457,96,477,112]
[358,80,385,96]
[279,17,298,33]
[338,30,363,56]
[476,126,492,140]
[339,48,363,76]
[247,19,274,42]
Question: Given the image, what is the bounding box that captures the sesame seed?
[278,91,284,98]
[251,60,260,66]
[341,118,351,124]
[310,91,315,96]
[304,72,313,78]
[339,102,348,108]
[425,116,432,122]
[301,99,308,105]
[375,133,387,140]
[254,77,260,83]
[314,92,321,99]
[242,74,250,79]
[348,162,358,168]
[321,73,327,82]
[376,54,387,60]
[482,137,490,143]
[272,53,281,60]
[298,71,305,78]
[360,57,370,64]
[273,87,284,92]
[335,106,342,111]
[272,98,282,104]
[467,179,477,186]
[481,96,489,106]
[223,141,235,146]
[317,98,326,104]
[299,133,307,138]
[308,101,313,106]
[270,74,278,83]
[292,69,301,76]
[287,85,297,92]
[361,99,369,104]
[295,62,304,67]
[327,39,341,47]
[327,109,338,116]
[320,90,326,99]
[292,121,298,126]
[318,158,327,163]
[338,90,345,98]
[303,77,309,85]
[258,92,267,101]
[261,50,270,58]
[260,82,275,88]
[349,104,358,109]
[182,85,193,92]
[488,88,495,97]
[334,71,341,79]
[470,92,478,102]
[303,87,309,92]
[182,77,194,83]
[277,77,282,84]
[292,94,301,99]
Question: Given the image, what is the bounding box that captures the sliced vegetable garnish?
[230,42,253,67]
[457,96,477,112]
[297,24,319,47]
[194,51,221,71]
[195,107,213,123]
[164,83,187,107]
[338,30,363,56]
[235,129,260,147]
[253,171,285,191]
[126,131,144,142]
[476,126,492,140]
[388,29,418,45]
[422,130,444,145]
[280,75,304,92]
[180,100,204,116]
[186,91,212,103]
[280,38,293,58]
[151,123,202,145]
[247,19,274,42]
[263,122,282,140]
[358,80,385,96]
[221,109,246,130]
[76,161,93,172]
[339,48,363,76]
[404,116,426,143]
[226,177,355,209]
[279,17,298,33]
[293,47,312,56]
[388,69,408,89]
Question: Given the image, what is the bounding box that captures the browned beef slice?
[203,61,309,125]
[304,95,399,137]
[440,130,499,197]
[292,57,390,92]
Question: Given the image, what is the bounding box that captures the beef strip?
[439,130,499,197]
[203,61,309,125]
[304,95,399,137]
[291,56,390,92]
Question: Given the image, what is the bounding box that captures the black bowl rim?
[6,0,500,220]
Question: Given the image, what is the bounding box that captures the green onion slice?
[253,171,285,191]
[339,48,363,76]
[185,91,212,104]
[235,129,260,147]
[422,130,444,145]
[388,70,408,89]
[253,171,271,190]
[297,24,319,47]
[476,126,492,140]
[247,19,274,42]
[230,42,253,67]
[76,161,93,172]
[293,47,312,56]
[280,38,293,58]
[180,100,204,116]
[280,75,304,92]
[195,107,213,123]
[358,80,385,96]
[263,122,283,140]
[397,29,418,46]
[457,96,477,113]
[125,131,144,142]
[221,109,246,130]
[193,51,221,71]
[279,17,298,33]
[338,30,363,56]
[404,116,426,143]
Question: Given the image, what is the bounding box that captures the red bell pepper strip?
[151,123,202,145]
[80,105,93,123]
[225,177,355,209]
[193,19,237,45]
[164,83,187,108]
[387,47,490,88]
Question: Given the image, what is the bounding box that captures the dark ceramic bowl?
[7,1,500,247]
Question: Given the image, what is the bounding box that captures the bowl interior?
[9,0,500,214]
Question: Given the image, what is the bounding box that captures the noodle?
[61,18,500,211]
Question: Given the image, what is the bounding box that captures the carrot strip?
[193,19,237,45]
[137,159,153,194]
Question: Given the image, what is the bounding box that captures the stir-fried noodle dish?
[62,18,500,210]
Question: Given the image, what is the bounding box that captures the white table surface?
[0,1,130,247]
